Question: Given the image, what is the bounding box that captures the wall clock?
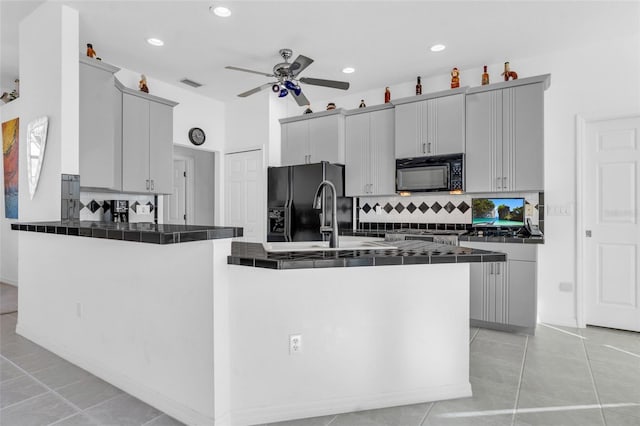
[188,127,206,146]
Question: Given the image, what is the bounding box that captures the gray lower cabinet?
[121,89,177,194]
[469,261,509,324]
[345,105,395,196]
[79,57,122,190]
[465,75,550,193]
[393,89,466,159]
[280,109,345,166]
[462,242,537,333]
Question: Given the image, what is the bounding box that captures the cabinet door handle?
[150,180,154,191]
[496,263,500,274]
[146,180,150,190]
[496,177,501,190]
[427,142,432,154]
[422,143,426,154]
[490,263,494,275]
[502,176,507,189]
[369,183,373,194]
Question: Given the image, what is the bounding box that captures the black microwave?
[396,154,464,193]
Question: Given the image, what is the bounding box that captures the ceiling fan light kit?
[226,48,350,106]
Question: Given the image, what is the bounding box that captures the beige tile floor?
[1,311,639,426]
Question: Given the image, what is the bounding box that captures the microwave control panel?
[450,159,464,190]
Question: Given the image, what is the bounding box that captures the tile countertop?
[228,240,507,270]
[11,221,243,244]
[458,234,544,244]
[341,230,545,244]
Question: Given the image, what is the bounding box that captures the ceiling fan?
[225,48,350,106]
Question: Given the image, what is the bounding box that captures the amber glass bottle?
[416,76,422,95]
[481,65,490,85]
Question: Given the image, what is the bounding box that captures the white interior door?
[584,115,640,332]
[164,159,187,225]
[224,149,265,242]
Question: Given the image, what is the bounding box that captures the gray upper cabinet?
[281,120,308,166]
[280,109,345,166]
[119,83,177,194]
[461,241,537,333]
[79,57,122,190]
[345,105,395,196]
[393,88,466,159]
[465,74,550,193]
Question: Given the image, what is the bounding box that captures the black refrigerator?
[267,162,353,242]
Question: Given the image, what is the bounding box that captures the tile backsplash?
[358,192,542,228]
[80,191,156,223]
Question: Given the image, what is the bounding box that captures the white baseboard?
[16,324,215,426]
[0,277,18,286]
[231,383,472,426]
[538,316,580,328]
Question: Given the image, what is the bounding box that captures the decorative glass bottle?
[481,65,490,85]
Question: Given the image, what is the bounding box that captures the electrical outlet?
[76,302,82,318]
[559,282,574,292]
[289,334,302,354]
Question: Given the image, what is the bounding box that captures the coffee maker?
[110,200,129,223]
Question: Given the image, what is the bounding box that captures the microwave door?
[398,165,449,191]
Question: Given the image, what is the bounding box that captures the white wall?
[288,34,640,328]
[228,263,470,425]
[113,68,225,153]
[114,68,227,225]
[17,233,228,426]
[18,3,79,223]
[0,99,20,285]
[225,91,270,155]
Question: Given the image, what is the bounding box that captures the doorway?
[578,114,640,332]
[164,157,194,225]
[224,149,265,242]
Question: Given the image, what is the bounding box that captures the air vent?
[180,78,203,88]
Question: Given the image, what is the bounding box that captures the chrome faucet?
[312,180,339,248]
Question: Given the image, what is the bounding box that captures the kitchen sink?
[262,238,396,252]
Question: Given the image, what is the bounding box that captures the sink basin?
[262,239,396,252]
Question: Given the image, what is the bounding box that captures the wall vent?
[180,78,203,88]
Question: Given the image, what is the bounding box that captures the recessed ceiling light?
[147,38,164,47]
[210,6,231,17]
[342,67,355,74]
[430,44,446,52]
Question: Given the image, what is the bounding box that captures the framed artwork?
[2,117,19,219]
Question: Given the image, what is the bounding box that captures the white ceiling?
[2,0,639,103]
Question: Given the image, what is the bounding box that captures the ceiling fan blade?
[300,77,350,90]
[289,55,314,76]
[225,66,274,77]
[290,89,310,107]
[238,83,274,98]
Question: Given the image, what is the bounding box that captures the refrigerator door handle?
[284,201,292,242]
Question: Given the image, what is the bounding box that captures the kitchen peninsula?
[13,223,506,426]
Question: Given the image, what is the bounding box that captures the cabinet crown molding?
[344,103,394,116]
[79,56,120,74]
[466,74,551,95]
[279,108,345,124]
[114,77,179,107]
[391,86,470,106]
